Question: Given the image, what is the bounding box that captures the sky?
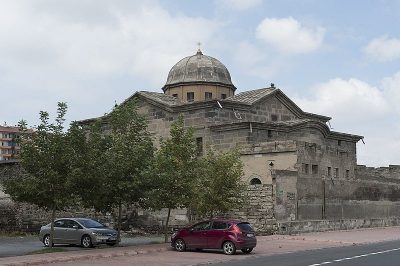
[1,0,399,167]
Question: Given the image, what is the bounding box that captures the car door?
[69,220,83,244]
[53,219,67,244]
[184,221,210,248]
[206,221,230,249]
[62,219,82,244]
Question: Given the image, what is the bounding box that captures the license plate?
[247,233,254,237]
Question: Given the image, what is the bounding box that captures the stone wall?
[228,184,276,234]
[278,218,400,235]
[295,165,400,221]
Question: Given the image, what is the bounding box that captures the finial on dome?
[196,42,203,55]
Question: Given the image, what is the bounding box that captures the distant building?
[0,125,32,161]
[0,125,20,161]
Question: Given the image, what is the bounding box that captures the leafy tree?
[3,102,77,248]
[192,148,245,218]
[148,114,198,242]
[75,100,154,243]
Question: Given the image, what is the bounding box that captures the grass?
[27,247,66,255]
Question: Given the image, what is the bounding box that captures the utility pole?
[322,176,326,219]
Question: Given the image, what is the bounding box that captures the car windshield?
[236,222,254,232]
[76,219,106,228]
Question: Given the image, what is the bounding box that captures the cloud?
[364,36,400,62]
[294,74,400,166]
[220,0,262,10]
[382,71,400,114]
[0,1,220,125]
[296,78,389,124]
[256,17,325,54]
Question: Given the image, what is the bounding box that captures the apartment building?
[0,125,24,161]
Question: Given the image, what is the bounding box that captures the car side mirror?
[189,228,194,232]
[73,225,79,229]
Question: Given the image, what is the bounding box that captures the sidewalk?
[0,243,169,266]
[2,226,400,266]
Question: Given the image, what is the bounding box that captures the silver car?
[39,218,118,248]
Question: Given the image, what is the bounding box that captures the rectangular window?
[271,114,278,121]
[196,137,203,156]
[346,169,350,178]
[327,167,332,177]
[205,92,212,100]
[172,94,178,98]
[312,165,318,174]
[302,164,309,174]
[221,94,227,99]
[268,130,272,138]
[334,168,339,178]
[338,140,342,146]
[187,92,194,102]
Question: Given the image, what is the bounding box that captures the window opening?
[250,178,262,185]
[334,168,339,178]
[187,92,194,102]
[312,165,318,174]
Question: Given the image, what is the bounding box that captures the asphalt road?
[0,235,163,257]
[211,240,400,266]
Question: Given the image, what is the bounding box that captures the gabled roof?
[137,91,182,107]
[223,87,331,122]
[79,87,331,124]
[224,88,275,105]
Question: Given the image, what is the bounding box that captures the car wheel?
[241,248,253,254]
[222,241,236,255]
[81,235,93,248]
[174,239,186,252]
[43,234,51,247]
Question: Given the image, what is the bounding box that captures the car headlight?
[91,231,100,235]
[171,232,177,239]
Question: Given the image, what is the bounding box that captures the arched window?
[250,178,262,185]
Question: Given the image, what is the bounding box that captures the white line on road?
[308,247,400,266]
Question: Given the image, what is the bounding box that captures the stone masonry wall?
[295,165,400,221]
[228,184,277,234]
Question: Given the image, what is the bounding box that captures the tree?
[147,115,198,242]
[192,148,245,219]
[3,102,77,248]
[74,100,154,243]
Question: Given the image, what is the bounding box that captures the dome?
[162,49,236,92]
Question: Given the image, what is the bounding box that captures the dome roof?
[162,50,236,91]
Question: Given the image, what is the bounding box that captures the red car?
[171,219,256,255]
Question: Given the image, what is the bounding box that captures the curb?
[0,244,170,266]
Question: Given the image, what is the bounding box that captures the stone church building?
[1,49,400,233]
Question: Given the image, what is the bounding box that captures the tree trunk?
[117,201,122,245]
[49,206,56,248]
[164,208,171,243]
